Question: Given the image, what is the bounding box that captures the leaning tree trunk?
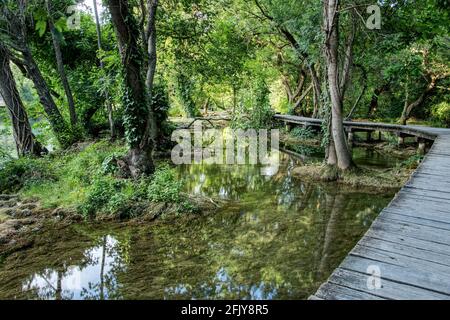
[107,0,154,177]
[22,48,72,148]
[3,0,71,148]
[400,76,438,125]
[324,0,353,170]
[0,45,46,156]
[93,0,115,139]
[143,0,159,150]
[46,0,77,126]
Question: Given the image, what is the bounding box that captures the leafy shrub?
[290,127,316,140]
[431,102,450,127]
[79,177,137,218]
[147,165,183,203]
[0,157,55,193]
[399,154,424,169]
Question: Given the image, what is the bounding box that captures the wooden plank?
[340,254,450,296]
[364,229,450,256]
[350,244,450,277]
[358,236,450,267]
[328,268,450,300]
[402,186,450,201]
[371,218,450,244]
[379,210,450,231]
[382,206,450,226]
[314,282,384,300]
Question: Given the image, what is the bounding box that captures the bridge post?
[367,131,373,143]
[417,138,427,155]
[397,132,405,147]
[286,123,292,132]
[347,130,354,149]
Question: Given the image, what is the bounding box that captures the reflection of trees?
[0,152,394,300]
[114,168,392,299]
[0,227,128,300]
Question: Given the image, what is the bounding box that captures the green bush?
[0,157,55,193]
[147,165,183,203]
[290,127,316,140]
[399,154,424,169]
[431,102,450,127]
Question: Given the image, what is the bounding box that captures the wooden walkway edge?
[274,115,450,300]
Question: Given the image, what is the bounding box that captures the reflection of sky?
[22,236,121,300]
[164,267,278,300]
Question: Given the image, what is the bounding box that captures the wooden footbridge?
[275,114,450,300]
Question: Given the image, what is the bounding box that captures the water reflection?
[21,236,124,300]
[0,152,396,300]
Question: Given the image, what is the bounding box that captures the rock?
[18,203,38,211]
[3,208,19,217]
[0,194,18,201]
[20,197,39,204]
[0,200,17,208]
[19,209,33,218]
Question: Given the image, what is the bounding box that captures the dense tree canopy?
[0,0,448,170]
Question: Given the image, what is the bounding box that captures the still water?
[0,150,398,299]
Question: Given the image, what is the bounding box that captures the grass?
[0,139,198,220]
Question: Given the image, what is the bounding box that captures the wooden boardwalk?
[275,115,450,300]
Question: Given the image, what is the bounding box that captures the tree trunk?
[4,0,71,148]
[107,0,154,177]
[368,84,388,118]
[22,48,71,148]
[46,0,77,126]
[143,0,159,150]
[0,44,46,156]
[400,76,438,125]
[309,65,322,118]
[93,0,115,139]
[339,12,356,101]
[203,97,210,115]
[324,0,353,170]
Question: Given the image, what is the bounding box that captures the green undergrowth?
[0,140,198,219]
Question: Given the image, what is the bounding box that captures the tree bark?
[107,0,154,177]
[22,48,72,147]
[400,76,438,125]
[324,0,353,170]
[46,0,77,126]
[2,0,71,148]
[93,0,115,139]
[0,44,46,156]
[143,0,159,150]
[368,84,388,118]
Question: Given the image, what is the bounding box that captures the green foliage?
[431,102,450,127]
[399,154,424,170]
[79,177,137,218]
[147,165,183,203]
[290,127,315,140]
[0,157,55,193]
[0,139,197,218]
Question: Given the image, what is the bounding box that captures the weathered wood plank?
[328,268,450,300]
[379,210,450,231]
[357,236,450,267]
[339,255,450,296]
[370,218,450,244]
[315,282,384,300]
[365,229,450,256]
